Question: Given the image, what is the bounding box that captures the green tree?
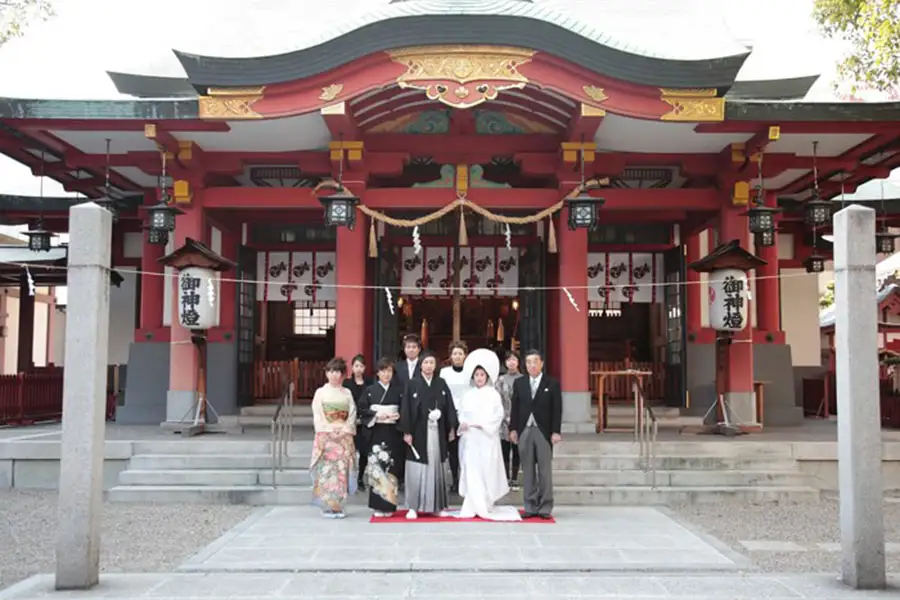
[819,280,835,309]
[0,0,53,46]
[813,0,900,91]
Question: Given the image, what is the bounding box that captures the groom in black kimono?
[508,349,562,520]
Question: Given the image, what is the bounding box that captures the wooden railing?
[0,370,64,426]
[254,359,327,402]
[588,360,664,402]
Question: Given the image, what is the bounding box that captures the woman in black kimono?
[360,357,404,517]
[398,350,459,519]
[343,354,372,491]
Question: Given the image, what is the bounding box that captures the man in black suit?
[508,349,562,519]
[394,333,423,388]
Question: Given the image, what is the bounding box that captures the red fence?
[254,359,328,402]
[0,370,64,425]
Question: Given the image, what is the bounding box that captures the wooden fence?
[254,359,328,402]
[588,360,665,402]
[0,370,65,425]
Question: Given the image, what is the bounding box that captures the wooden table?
[592,369,653,434]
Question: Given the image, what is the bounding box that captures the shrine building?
[2,1,900,432]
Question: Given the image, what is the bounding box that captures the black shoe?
[538,514,552,520]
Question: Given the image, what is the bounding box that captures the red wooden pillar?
[718,202,756,423]
[685,233,703,333]
[164,202,205,423]
[755,191,782,340]
[137,234,166,336]
[556,210,592,431]
[17,270,35,372]
[334,214,367,366]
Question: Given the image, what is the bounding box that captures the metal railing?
[270,381,295,488]
[633,378,658,489]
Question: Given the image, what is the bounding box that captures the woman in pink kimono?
[310,357,357,518]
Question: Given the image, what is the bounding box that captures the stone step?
[552,454,800,471]
[107,484,818,505]
[128,454,311,470]
[118,469,314,487]
[552,469,810,487]
[237,415,315,427]
[552,485,821,505]
[107,485,313,505]
[241,405,313,417]
[551,441,795,457]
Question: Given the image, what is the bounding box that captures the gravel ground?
[671,496,900,573]
[0,491,254,591]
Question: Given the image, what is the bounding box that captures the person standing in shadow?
[508,349,562,520]
[343,354,372,491]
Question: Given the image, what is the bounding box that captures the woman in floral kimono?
[360,357,404,517]
[310,357,357,519]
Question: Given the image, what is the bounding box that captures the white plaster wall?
[32,302,48,367]
[699,229,709,327]
[2,293,18,374]
[51,309,66,365]
[781,268,822,366]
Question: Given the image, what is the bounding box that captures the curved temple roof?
[112,0,755,91]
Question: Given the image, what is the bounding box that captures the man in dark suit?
[508,349,562,519]
[393,333,423,388]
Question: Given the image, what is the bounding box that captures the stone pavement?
[179,506,743,572]
[2,505,899,599]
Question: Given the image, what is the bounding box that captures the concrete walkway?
[2,505,898,599]
[179,506,742,572]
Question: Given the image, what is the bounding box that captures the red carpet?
[369,509,555,523]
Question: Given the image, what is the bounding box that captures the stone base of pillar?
[561,391,594,433]
[713,391,759,427]
[160,389,220,427]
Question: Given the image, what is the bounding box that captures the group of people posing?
[308,334,563,521]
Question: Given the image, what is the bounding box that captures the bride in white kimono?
[456,349,522,521]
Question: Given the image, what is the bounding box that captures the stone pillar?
[334,214,367,364]
[685,233,702,333]
[138,233,165,332]
[55,203,111,590]
[557,209,591,432]
[718,204,755,424]
[164,205,204,425]
[17,270,35,372]
[756,191,781,335]
[833,205,885,590]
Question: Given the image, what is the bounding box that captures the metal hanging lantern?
[24,221,55,252]
[565,191,604,230]
[876,230,898,254]
[743,206,780,235]
[803,253,826,274]
[319,189,359,229]
[802,193,832,227]
[147,227,169,246]
[145,200,183,235]
[754,229,775,248]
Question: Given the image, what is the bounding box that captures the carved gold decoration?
[660,97,724,122]
[198,87,265,120]
[388,45,535,109]
[319,84,344,102]
[768,125,781,140]
[580,103,606,118]
[582,86,608,103]
[659,88,724,122]
[659,88,717,97]
[456,164,469,196]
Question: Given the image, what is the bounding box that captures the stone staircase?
[107,438,820,505]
